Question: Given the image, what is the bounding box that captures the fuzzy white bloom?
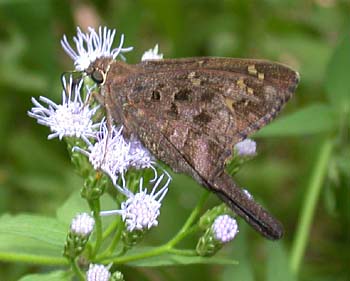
[74,121,158,185]
[28,77,100,143]
[141,44,163,61]
[70,213,95,236]
[129,138,155,170]
[212,215,238,243]
[234,139,256,156]
[100,174,171,231]
[86,264,111,281]
[61,26,133,71]
[74,122,131,183]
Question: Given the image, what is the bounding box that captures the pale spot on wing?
[187,71,201,86]
[169,125,189,150]
[248,64,265,81]
[263,85,277,101]
[258,72,264,80]
[237,78,246,89]
[248,65,257,75]
[192,138,212,176]
[225,97,235,113]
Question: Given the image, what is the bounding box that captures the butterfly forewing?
[98,57,299,239]
[106,58,298,168]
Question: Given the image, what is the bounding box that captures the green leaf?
[255,104,335,137]
[222,225,254,281]
[264,34,331,85]
[121,247,237,267]
[56,190,117,226]
[222,261,253,281]
[56,191,90,224]
[0,214,67,265]
[19,270,72,281]
[335,151,350,176]
[128,254,237,267]
[266,242,296,281]
[325,33,350,109]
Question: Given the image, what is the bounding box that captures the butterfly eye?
[91,69,105,84]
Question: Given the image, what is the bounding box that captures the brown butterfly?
[86,57,299,240]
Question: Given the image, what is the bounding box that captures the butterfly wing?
[104,57,299,239]
[107,57,299,173]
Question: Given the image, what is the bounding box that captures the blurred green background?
[0,0,349,280]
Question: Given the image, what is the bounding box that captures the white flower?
[100,174,171,231]
[212,215,238,243]
[28,76,100,143]
[129,138,155,170]
[70,213,95,236]
[141,44,163,61]
[86,264,111,281]
[74,122,131,183]
[234,139,256,156]
[61,26,133,71]
[74,121,159,185]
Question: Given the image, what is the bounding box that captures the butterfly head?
[85,57,114,85]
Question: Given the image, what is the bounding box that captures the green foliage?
[124,247,237,267]
[0,214,67,264]
[256,104,336,137]
[266,242,296,281]
[18,270,72,281]
[326,34,350,109]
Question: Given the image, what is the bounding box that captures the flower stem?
[167,248,197,256]
[90,199,103,258]
[101,190,210,264]
[104,245,169,264]
[71,258,85,281]
[104,246,195,264]
[106,217,123,253]
[289,138,334,275]
[0,253,67,265]
[96,217,123,260]
[102,217,119,240]
[166,190,210,248]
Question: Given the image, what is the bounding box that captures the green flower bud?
[199,204,231,230]
[110,270,125,281]
[122,229,145,250]
[63,213,94,258]
[196,215,238,257]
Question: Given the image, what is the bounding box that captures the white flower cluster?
[74,122,156,184]
[100,174,170,231]
[234,139,256,156]
[141,44,163,61]
[61,26,133,71]
[212,215,238,243]
[70,213,95,236]
[28,76,155,184]
[86,264,111,281]
[29,26,170,234]
[28,78,100,143]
